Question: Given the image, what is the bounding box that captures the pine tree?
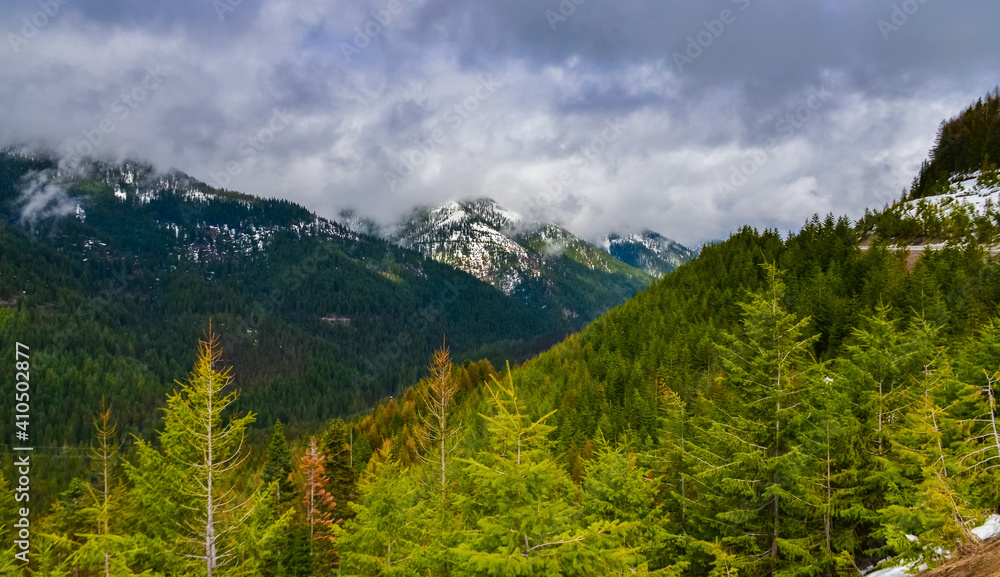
[338,444,424,577]
[880,356,981,566]
[698,264,820,576]
[320,419,358,524]
[263,420,296,508]
[127,325,261,576]
[452,370,626,576]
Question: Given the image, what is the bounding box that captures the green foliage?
[319,419,358,523]
[910,87,1000,200]
[451,373,632,576]
[263,420,296,508]
[338,447,425,577]
[0,151,589,462]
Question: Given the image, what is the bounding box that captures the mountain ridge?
[353,197,695,322]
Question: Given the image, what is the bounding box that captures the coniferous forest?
[4,68,1000,577]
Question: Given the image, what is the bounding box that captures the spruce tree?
[338,445,424,577]
[582,436,673,574]
[958,319,1000,510]
[880,356,981,566]
[320,419,358,524]
[263,420,296,508]
[839,304,936,561]
[452,371,627,576]
[698,264,820,576]
[127,326,266,576]
[802,371,862,576]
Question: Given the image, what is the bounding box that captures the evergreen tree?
[263,420,296,508]
[698,264,820,576]
[880,356,981,566]
[582,436,676,575]
[65,400,148,576]
[802,372,862,576]
[0,473,20,575]
[958,319,1000,510]
[419,344,460,507]
[300,436,338,568]
[415,345,462,576]
[127,326,264,576]
[39,477,93,576]
[338,444,424,577]
[320,419,358,524]
[839,305,936,561]
[452,371,627,576]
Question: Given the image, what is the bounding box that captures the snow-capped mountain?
[384,198,654,322]
[600,230,696,278]
[1,149,600,432]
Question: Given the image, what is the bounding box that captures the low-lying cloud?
[1,0,998,245]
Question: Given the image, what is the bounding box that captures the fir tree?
[338,444,424,577]
[263,420,296,508]
[320,419,358,524]
[699,264,820,575]
[452,370,627,576]
[840,305,936,560]
[958,319,1000,510]
[582,435,676,575]
[802,372,862,576]
[880,356,981,566]
[127,325,263,576]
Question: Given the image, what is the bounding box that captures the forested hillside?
[0,150,576,449]
[343,215,1000,576]
[909,88,1000,200]
[5,96,1000,576]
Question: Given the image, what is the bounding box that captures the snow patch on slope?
[864,515,1000,577]
[902,171,1000,217]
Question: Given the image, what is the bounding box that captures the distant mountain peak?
[600,229,694,278]
[385,197,653,321]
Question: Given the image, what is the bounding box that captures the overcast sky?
[1,0,998,246]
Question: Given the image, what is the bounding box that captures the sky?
[1,0,998,246]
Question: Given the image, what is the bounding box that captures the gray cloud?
[1,0,998,245]
[18,170,76,224]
